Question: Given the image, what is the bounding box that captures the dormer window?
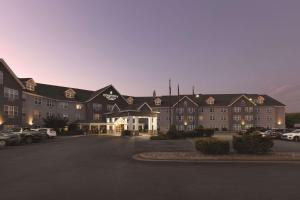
[206,97,215,105]
[257,96,265,104]
[65,88,76,99]
[154,97,162,106]
[127,96,134,105]
[26,79,36,91]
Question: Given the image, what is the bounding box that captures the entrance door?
[116,124,124,133]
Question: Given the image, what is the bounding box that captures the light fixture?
[277,121,282,125]
[28,117,34,126]
[241,121,245,126]
[184,122,188,126]
[196,94,200,98]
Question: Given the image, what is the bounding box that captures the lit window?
[65,89,76,99]
[76,104,83,110]
[4,105,18,118]
[257,96,265,104]
[233,115,241,121]
[206,97,215,105]
[154,97,162,106]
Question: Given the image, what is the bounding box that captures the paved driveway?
[1,136,300,200]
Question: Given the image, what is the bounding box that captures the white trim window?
[233,107,241,113]
[0,71,3,84]
[210,108,214,113]
[33,110,41,119]
[4,87,19,100]
[93,114,100,120]
[76,104,83,110]
[245,107,253,113]
[245,115,253,121]
[188,115,194,122]
[233,115,241,121]
[221,115,227,121]
[188,107,195,113]
[233,124,242,131]
[221,108,227,112]
[46,111,53,118]
[210,115,215,120]
[47,99,55,107]
[4,105,18,118]
[34,97,42,105]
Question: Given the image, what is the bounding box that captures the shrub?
[150,134,168,140]
[121,130,132,136]
[233,134,274,154]
[195,138,230,155]
[222,128,228,131]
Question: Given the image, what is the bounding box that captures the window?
[4,105,18,118]
[221,108,227,112]
[33,110,41,119]
[266,116,272,121]
[256,107,260,113]
[233,115,241,121]
[46,99,54,107]
[233,124,242,131]
[188,107,195,113]
[266,107,272,113]
[62,113,69,119]
[188,115,194,122]
[199,115,204,121]
[176,115,184,122]
[255,116,260,121]
[184,101,188,107]
[177,125,184,131]
[210,108,214,112]
[154,97,162,106]
[34,97,42,105]
[245,115,253,121]
[107,104,114,112]
[245,107,253,113]
[210,115,215,121]
[76,104,83,110]
[257,96,265,104]
[199,107,204,112]
[221,115,227,121]
[46,111,53,118]
[93,114,100,120]
[206,97,215,105]
[0,71,3,84]
[106,118,110,123]
[26,80,36,91]
[187,125,194,131]
[176,108,184,114]
[127,96,134,105]
[65,89,76,99]
[60,102,68,109]
[4,87,19,100]
[233,107,241,113]
[93,103,102,111]
[76,113,81,120]
[245,124,253,129]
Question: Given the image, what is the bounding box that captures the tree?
[43,115,68,134]
[286,113,300,128]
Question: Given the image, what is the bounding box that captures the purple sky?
[1,0,300,112]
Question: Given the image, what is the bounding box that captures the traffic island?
[132,151,300,163]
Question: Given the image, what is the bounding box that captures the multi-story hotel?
[0,59,286,133]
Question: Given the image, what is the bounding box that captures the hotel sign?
[103,91,118,101]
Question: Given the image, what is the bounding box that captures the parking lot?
[1,135,300,200]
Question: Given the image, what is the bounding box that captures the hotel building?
[0,59,286,133]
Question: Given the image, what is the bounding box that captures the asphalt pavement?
[1,135,300,200]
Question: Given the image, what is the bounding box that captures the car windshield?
[292,130,300,133]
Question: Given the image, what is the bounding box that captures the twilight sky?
[0,0,300,112]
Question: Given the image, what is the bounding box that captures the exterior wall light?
[184,122,188,126]
[28,117,34,126]
[241,121,245,126]
[277,121,282,125]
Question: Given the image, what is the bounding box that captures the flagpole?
[169,79,172,130]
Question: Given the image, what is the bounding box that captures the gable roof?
[228,95,257,107]
[0,59,25,89]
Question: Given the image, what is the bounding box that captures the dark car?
[0,128,47,147]
[0,131,21,147]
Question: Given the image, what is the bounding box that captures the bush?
[121,130,132,136]
[150,134,168,140]
[195,138,230,155]
[233,134,274,154]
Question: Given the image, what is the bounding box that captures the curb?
[132,153,300,164]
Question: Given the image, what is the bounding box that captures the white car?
[281,129,300,141]
[259,130,272,138]
[32,128,57,138]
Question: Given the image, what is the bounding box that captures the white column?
[153,117,157,131]
[148,117,153,131]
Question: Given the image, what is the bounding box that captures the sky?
[0,0,299,112]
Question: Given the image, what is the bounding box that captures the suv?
[281,129,300,142]
[32,128,57,138]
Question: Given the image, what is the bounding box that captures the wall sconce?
[184,122,188,126]
[241,121,245,126]
[277,121,282,125]
[28,117,34,126]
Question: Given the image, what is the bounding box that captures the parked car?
[0,131,21,147]
[0,128,47,146]
[281,129,300,142]
[32,128,57,138]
